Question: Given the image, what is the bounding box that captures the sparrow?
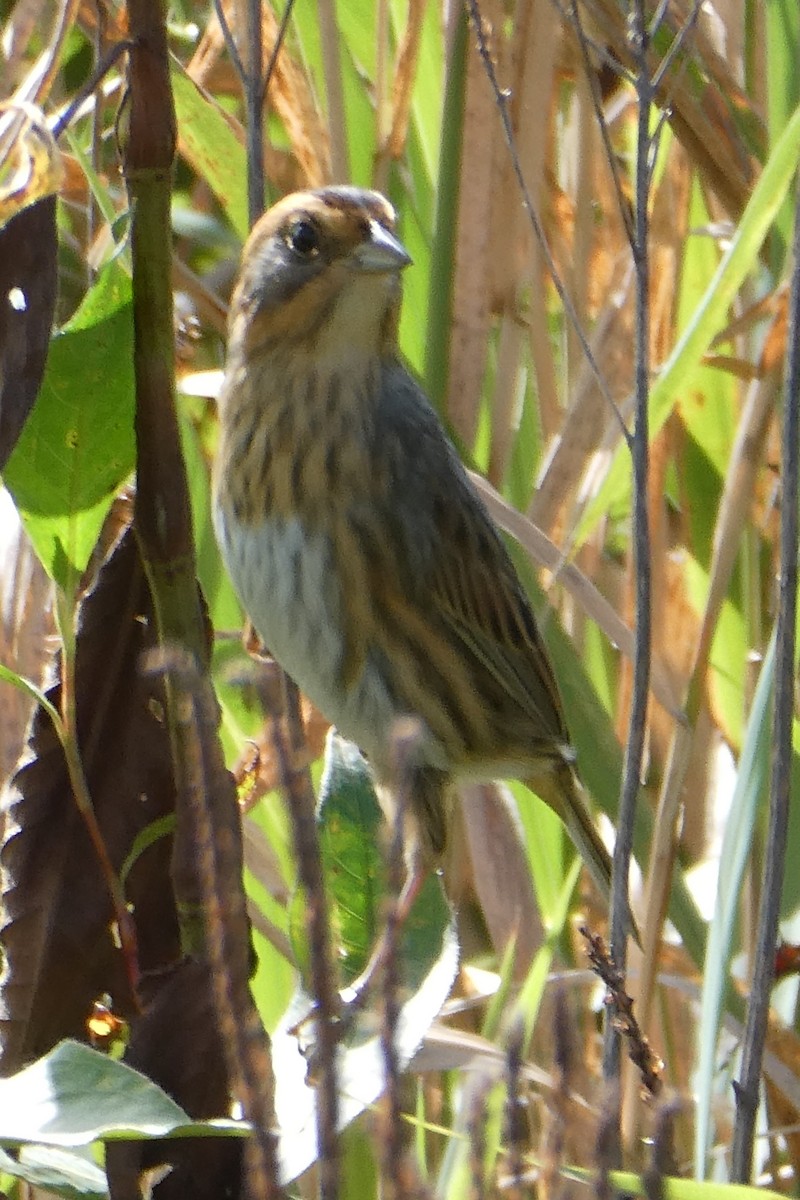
[213,185,616,922]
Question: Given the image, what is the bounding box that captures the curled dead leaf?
[0,102,63,228]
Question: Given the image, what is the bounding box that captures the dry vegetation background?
[1,0,800,1197]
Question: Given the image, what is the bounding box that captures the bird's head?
[227,187,412,368]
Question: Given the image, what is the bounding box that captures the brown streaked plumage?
[213,185,617,911]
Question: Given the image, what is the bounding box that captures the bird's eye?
[287,219,320,257]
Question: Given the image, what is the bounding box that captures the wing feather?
[374,363,572,761]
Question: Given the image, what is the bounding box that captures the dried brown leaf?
[188,2,330,189]
[386,0,426,161]
[447,782,544,979]
[257,0,330,187]
[576,0,763,222]
[488,0,561,464]
[0,527,181,1073]
[0,509,53,785]
[1,0,52,89]
[105,959,243,1200]
[0,194,57,470]
[446,6,498,446]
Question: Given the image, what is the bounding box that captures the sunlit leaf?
[3,261,134,586]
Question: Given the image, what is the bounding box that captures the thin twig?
[504,1016,526,1198]
[648,0,671,35]
[271,708,341,1200]
[538,990,572,1200]
[564,0,703,264]
[50,40,131,140]
[261,0,295,107]
[651,1,703,92]
[730,183,800,1183]
[245,0,264,224]
[583,926,663,1100]
[13,0,81,107]
[380,721,416,1199]
[593,1081,619,1200]
[212,0,246,80]
[87,0,105,280]
[317,0,349,180]
[52,594,140,997]
[374,0,390,175]
[466,1073,492,1200]
[146,648,283,1199]
[602,0,652,1099]
[551,0,635,86]
[643,1097,681,1199]
[567,0,635,250]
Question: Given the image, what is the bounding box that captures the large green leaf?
[0,1144,108,1200]
[765,0,800,267]
[0,1040,248,1146]
[3,261,134,587]
[308,730,455,991]
[694,630,773,1178]
[172,63,249,241]
[566,1164,786,1200]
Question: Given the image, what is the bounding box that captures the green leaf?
[119,814,176,886]
[272,917,458,1186]
[273,733,457,1184]
[390,0,443,183]
[0,661,62,732]
[675,180,737,490]
[511,781,567,919]
[0,1040,249,1147]
[178,405,243,635]
[339,1122,379,1200]
[565,1165,785,1200]
[694,632,772,1177]
[3,262,135,587]
[316,732,385,977]
[765,0,800,267]
[314,731,453,990]
[171,63,249,242]
[0,1144,108,1199]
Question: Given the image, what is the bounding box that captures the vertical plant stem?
[504,1017,526,1198]
[424,3,466,415]
[374,0,389,176]
[730,185,800,1182]
[156,650,283,1199]
[87,0,105,279]
[122,8,281,1196]
[379,726,411,1200]
[272,711,341,1200]
[317,0,349,181]
[245,0,265,224]
[603,0,652,1094]
[54,593,140,994]
[464,0,628,441]
[123,0,206,662]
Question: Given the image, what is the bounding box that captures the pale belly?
[213,506,410,772]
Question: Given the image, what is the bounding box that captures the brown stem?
[121,0,206,663]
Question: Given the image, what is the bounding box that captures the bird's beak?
[351,220,412,273]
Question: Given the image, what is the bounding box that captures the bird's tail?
[525,767,639,942]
